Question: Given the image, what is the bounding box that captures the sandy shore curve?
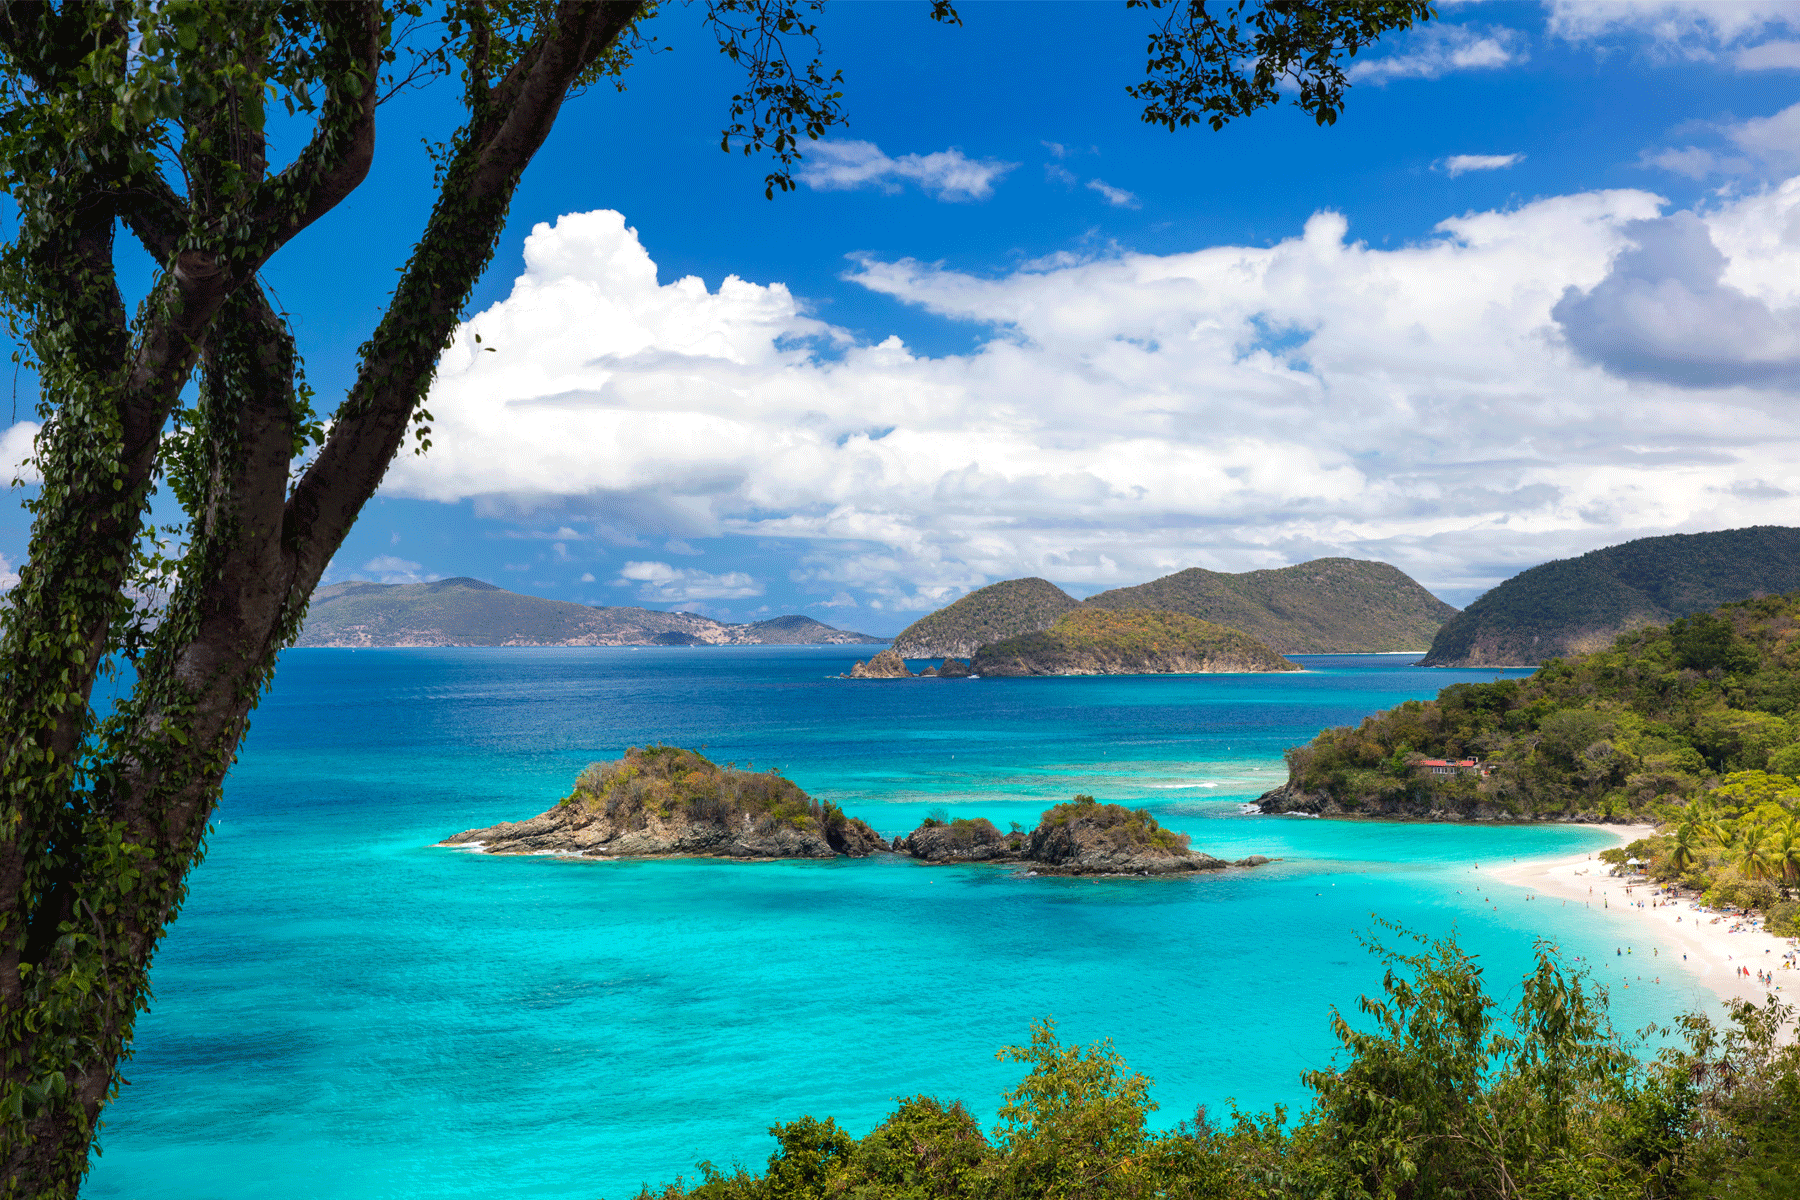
[1480,824,1798,1011]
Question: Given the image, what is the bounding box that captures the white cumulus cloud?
[614,561,764,602]
[1440,153,1525,177]
[797,140,1017,201]
[357,555,436,585]
[1086,179,1140,208]
[1348,24,1523,83]
[1736,39,1800,68]
[0,421,41,485]
[385,189,1800,607]
[1548,1,1800,60]
[1641,97,1800,179]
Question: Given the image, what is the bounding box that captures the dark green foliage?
[1421,526,1800,667]
[974,609,1298,677]
[1038,796,1190,853]
[566,746,876,845]
[1285,591,1800,819]
[892,579,1081,658]
[1082,558,1456,654]
[636,929,1800,1200]
[1126,0,1434,132]
[945,818,1002,848]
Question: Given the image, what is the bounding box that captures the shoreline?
[1481,824,1799,1012]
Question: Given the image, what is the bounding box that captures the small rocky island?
[899,794,1273,876]
[972,609,1299,676]
[440,746,889,859]
[443,748,1273,877]
[841,650,973,679]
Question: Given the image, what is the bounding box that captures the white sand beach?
[1481,824,1800,1013]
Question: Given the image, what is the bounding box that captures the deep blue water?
[85,649,1706,1199]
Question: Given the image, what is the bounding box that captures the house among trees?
[1415,758,1492,778]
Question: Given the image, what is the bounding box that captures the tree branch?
[245,2,384,264]
[286,0,644,575]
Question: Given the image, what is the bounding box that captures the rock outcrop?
[441,746,889,860]
[936,657,974,677]
[896,796,1274,876]
[898,817,1025,862]
[1251,780,1602,822]
[843,649,915,679]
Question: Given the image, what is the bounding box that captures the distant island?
[890,577,1080,658]
[1081,558,1456,653]
[443,748,1270,877]
[1419,525,1800,667]
[889,558,1455,659]
[972,609,1299,676]
[295,577,884,647]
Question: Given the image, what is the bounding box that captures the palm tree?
[1667,821,1703,876]
[1733,824,1780,884]
[1772,813,1800,896]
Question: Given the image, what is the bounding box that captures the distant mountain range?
[891,558,1457,657]
[1419,526,1800,667]
[294,578,884,647]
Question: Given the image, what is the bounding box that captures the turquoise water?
[86,650,1708,1199]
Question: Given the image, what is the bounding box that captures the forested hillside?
[1421,526,1800,666]
[972,609,1299,676]
[894,559,1454,659]
[1083,558,1455,652]
[1264,592,1800,822]
[891,578,1080,657]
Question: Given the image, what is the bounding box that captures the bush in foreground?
[633,925,1799,1200]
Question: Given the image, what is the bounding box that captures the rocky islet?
[444,749,1272,878]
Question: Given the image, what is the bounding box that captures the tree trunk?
[0,4,644,1192]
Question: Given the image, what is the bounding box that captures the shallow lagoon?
[88,649,1704,1199]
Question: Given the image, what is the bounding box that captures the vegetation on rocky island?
[1280,593,1800,822]
[445,747,887,860]
[1422,526,1800,667]
[1039,795,1191,853]
[898,794,1239,876]
[1083,557,1456,653]
[562,746,838,831]
[975,609,1298,677]
[634,927,1800,1200]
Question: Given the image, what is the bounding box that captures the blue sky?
[5,0,1800,636]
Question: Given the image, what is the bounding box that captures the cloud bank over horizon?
[379,177,1800,613]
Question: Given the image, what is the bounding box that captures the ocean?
[84,648,1705,1199]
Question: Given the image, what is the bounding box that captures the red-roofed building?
[1415,758,1492,778]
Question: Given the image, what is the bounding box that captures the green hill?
[1420,526,1800,667]
[890,578,1080,658]
[1265,590,1800,820]
[294,578,883,647]
[1082,558,1456,653]
[972,609,1299,676]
